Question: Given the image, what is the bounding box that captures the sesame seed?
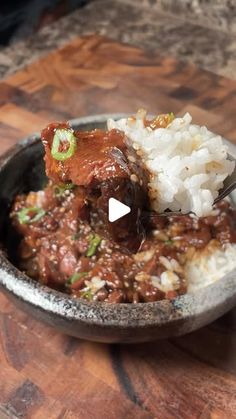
[128,155,136,163]
[130,174,139,183]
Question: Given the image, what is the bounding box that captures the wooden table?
[1,35,236,419]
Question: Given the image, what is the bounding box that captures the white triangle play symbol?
[108,197,131,222]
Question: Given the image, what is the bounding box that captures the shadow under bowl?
[0,114,236,343]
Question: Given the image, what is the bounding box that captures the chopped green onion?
[165,239,173,246]
[86,234,102,257]
[71,233,79,241]
[168,112,175,124]
[51,128,77,161]
[53,183,74,198]
[80,289,93,300]
[67,271,88,285]
[17,207,45,224]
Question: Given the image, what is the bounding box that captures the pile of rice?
[185,243,236,292]
[108,110,235,217]
[108,110,236,292]
[134,242,236,294]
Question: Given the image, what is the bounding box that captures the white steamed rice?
[108,111,235,217]
[133,243,236,294]
[186,243,236,292]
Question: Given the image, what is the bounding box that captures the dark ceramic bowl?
[0,115,236,343]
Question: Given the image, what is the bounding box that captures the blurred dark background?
[0,0,89,46]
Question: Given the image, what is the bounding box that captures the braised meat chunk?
[41,122,149,248]
[42,122,146,188]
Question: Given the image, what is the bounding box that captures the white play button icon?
[108,197,131,222]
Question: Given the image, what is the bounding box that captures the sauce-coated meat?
[42,122,145,187]
[42,123,149,249]
[10,122,236,303]
[11,183,236,303]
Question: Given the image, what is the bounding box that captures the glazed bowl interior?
[0,115,236,343]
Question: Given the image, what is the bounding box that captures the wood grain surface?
[1,35,236,419]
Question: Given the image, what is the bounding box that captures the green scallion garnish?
[53,183,74,198]
[71,233,79,240]
[165,239,173,246]
[17,207,46,225]
[86,234,102,257]
[80,289,93,300]
[67,271,88,285]
[168,112,175,124]
[51,128,77,161]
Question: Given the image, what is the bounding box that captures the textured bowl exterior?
[0,114,236,343]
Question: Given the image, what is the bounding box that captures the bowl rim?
[0,113,236,329]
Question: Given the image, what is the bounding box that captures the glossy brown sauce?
[10,124,236,303]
